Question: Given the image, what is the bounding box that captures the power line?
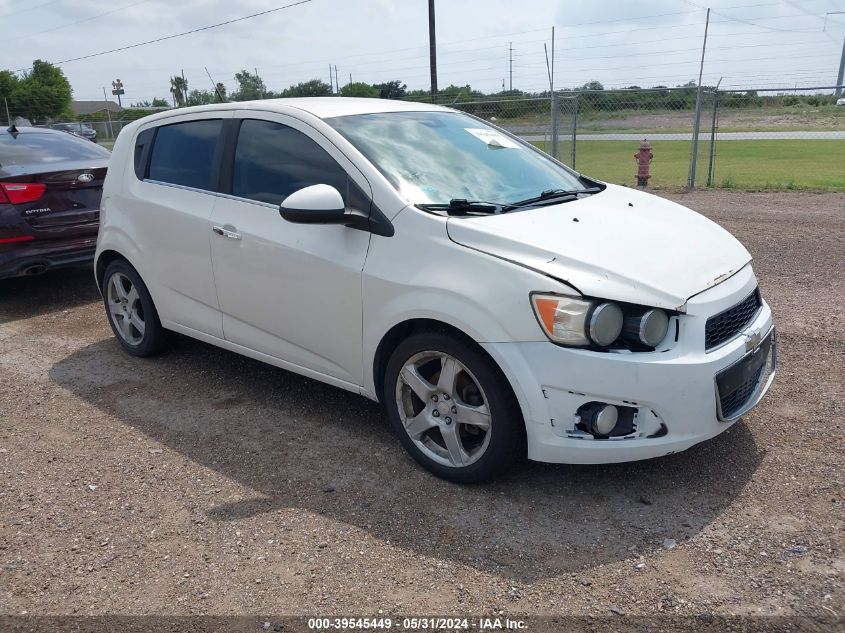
[679,0,821,32]
[12,0,315,72]
[1,1,151,47]
[0,0,61,19]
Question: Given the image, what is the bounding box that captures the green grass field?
[535,139,845,190]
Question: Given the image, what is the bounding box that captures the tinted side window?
[232,119,348,205]
[134,128,155,179]
[148,119,222,191]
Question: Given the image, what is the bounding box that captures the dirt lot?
[0,191,843,622]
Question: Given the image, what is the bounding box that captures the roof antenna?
[7,123,18,137]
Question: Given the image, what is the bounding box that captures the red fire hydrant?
[634,140,653,188]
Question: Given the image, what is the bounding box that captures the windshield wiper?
[417,198,504,216]
[505,187,603,210]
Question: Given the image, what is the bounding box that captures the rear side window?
[134,128,155,179]
[147,119,222,191]
[0,131,110,167]
[231,119,348,205]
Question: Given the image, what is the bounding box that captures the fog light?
[592,404,618,435]
[577,403,619,437]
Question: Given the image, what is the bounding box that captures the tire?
[102,259,168,357]
[384,330,525,483]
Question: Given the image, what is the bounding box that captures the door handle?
[212,224,241,240]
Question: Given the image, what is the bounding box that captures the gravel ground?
[0,191,843,622]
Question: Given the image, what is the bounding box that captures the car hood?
[445,184,751,311]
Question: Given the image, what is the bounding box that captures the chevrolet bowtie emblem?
[745,329,762,352]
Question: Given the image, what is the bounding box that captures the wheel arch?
[372,318,518,411]
[95,249,136,292]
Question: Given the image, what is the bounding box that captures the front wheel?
[384,331,525,483]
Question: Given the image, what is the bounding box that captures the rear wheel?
[384,331,524,483]
[102,259,167,357]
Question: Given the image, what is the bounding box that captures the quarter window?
[147,119,222,191]
[231,119,350,206]
[133,128,154,179]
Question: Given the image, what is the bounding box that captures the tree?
[280,79,332,97]
[231,70,266,101]
[579,81,604,91]
[215,83,227,102]
[373,80,406,100]
[6,60,73,121]
[185,89,217,106]
[438,84,474,103]
[0,70,18,99]
[170,76,188,107]
[405,88,431,102]
[152,97,169,107]
[339,82,378,98]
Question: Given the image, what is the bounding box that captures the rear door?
[128,114,231,338]
[0,131,110,240]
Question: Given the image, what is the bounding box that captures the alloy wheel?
[394,351,492,468]
[106,272,145,346]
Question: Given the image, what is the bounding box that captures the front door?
[209,114,372,386]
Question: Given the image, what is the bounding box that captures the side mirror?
[279,184,349,224]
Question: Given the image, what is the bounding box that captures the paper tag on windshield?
[464,128,521,149]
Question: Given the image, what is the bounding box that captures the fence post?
[688,89,704,189]
[706,90,719,187]
[571,94,578,168]
[550,91,559,159]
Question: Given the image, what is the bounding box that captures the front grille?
[705,288,762,350]
[719,365,764,418]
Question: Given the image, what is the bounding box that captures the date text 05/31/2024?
[307,617,527,630]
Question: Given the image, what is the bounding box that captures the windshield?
[326,111,586,205]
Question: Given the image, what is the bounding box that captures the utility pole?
[102,87,114,140]
[329,64,334,93]
[688,7,710,189]
[4,97,11,126]
[334,65,340,93]
[824,12,845,95]
[509,42,513,91]
[428,0,438,103]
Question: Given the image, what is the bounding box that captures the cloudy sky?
[1,0,844,104]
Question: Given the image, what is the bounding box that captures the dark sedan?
[0,126,110,279]
[50,122,98,143]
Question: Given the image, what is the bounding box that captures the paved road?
[522,130,845,141]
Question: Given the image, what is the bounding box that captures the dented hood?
[446,184,751,310]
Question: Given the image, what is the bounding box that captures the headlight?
[531,294,623,347]
[623,308,669,348]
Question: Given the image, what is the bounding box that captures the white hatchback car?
[95,98,776,482]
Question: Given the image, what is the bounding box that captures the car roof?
[137,97,450,124]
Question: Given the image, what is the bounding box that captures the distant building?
[71,100,123,116]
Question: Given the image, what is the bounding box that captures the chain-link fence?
[3,86,843,189]
[451,85,844,190]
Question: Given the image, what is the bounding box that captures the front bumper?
[483,265,776,464]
